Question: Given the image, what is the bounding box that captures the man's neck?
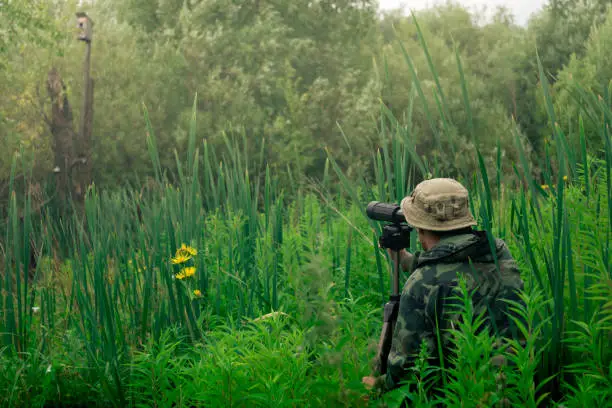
[422,236,441,251]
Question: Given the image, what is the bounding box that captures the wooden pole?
[78,40,91,150]
[76,16,93,202]
[83,77,93,186]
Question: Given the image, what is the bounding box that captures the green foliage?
[530,0,612,77]
[0,0,64,197]
[375,279,554,408]
[6,0,611,191]
[0,0,60,55]
[377,5,536,179]
[2,77,611,405]
[554,8,612,156]
[327,11,611,406]
[1,1,612,406]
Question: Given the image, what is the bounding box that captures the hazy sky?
[378,0,547,25]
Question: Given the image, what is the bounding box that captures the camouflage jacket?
[377,230,524,392]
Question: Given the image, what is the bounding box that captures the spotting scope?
[366,201,412,252]
[366,201,406,224]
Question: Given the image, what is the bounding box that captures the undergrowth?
[1,14,612,408]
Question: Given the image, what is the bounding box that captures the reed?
[0,14,610,408]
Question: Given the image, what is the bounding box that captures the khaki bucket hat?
[400,178,477,231]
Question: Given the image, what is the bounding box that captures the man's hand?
[386,248,413,273]
[362,376,377,390]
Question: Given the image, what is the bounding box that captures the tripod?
[374,222,412,375]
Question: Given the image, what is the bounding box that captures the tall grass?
[0,14,611,407]
[324,13,612,405]
[0,96,386,406]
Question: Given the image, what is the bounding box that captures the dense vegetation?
[2,0,612,191]
[1,0,612,407]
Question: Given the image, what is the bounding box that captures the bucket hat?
[400,178,477,231]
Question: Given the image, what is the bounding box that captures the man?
[362,178,525,397]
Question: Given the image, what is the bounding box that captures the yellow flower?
[171,244,197,264]
[193,289,202,297]
[182,266,196,278]
[541,184,549,190]
[175,271,186,280]
[171,253,192,264]
[179,244,197,257]
[563,175,568,181]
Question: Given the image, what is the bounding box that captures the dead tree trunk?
[47,68,75,208]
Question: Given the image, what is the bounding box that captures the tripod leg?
[374,299,400,375]
[373,248,403,375]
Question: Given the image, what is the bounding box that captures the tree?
[172,0,380,182]
[0,0,60,197]
[529,0,612,78]
[0,0,59,56]
[375,4,535,178]
[554,7,612,154]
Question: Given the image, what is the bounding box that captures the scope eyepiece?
[366,201,406,224]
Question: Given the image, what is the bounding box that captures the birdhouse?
[76,12,93,42]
